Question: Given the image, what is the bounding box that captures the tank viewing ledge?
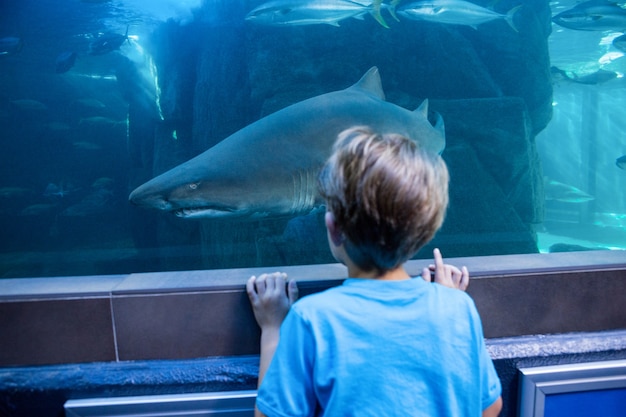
[0,250,625,417]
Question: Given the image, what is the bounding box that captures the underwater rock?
[432,97,544,225]
[436,135,539,256]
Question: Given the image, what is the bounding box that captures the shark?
[128,66,445,219]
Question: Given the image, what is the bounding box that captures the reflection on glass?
[0,0,624,279]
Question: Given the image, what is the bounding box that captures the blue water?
[1,0,625,278]
[538,1,626,252]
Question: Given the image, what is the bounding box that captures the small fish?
[10,99,48,111]
[571,69,618,85]
[89,26,129,55]
[552,0,626,31]
[550,66,570,83]
[397,0,522,31]
[73,141,103,151]
[91,177,115,189]
[46,121,71,131]
[616,155,626,169]
[0,37,23,56]
[43,182,79,198]
[549,243,605,253]
[551,66,618,85]
[245,0,371,27]
[0,187,32,198]
[55,51,77,74]
[78,116,123,128]
[613,33,626,52]
[71,98,106,110]
[19,203,58,216]
[544,179,594,203]
[61,188,113,217]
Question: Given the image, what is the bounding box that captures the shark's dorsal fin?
[351,67,385,100]
[415,99,429,118]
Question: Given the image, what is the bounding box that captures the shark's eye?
[189,183,199,190]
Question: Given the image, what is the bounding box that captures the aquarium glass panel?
[1,0,624,279]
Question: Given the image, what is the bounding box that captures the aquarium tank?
[0,0,624,279]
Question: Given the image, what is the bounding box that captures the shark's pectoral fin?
[350,66,385,100]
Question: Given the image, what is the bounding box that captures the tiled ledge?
[0,250,624,367]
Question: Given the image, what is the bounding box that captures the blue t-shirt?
[256,277,501,417]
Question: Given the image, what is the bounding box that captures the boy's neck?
[347,264,411,281]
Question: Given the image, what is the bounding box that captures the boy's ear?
[325,211,344,247]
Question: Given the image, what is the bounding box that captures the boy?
[247,126,502,416]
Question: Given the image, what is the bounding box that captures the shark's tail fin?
[370,0,389,28]
[505,5,522,32]
[387,0,401,22]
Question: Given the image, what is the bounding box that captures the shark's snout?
[128,187,172,211]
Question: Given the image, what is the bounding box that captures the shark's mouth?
[174,205,237,219]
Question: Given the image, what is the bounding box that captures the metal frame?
[518,359,626,417]
[64,390,257,417]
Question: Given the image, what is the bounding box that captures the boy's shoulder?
[294,277,474,311]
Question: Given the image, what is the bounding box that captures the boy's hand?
[422,248,469,291]
[247,272,299,331]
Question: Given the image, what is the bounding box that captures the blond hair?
[318,126,449,273]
